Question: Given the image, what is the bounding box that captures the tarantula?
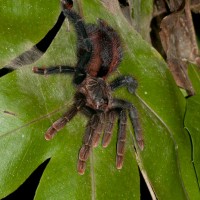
[4,0,144,174]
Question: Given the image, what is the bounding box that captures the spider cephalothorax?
[78,75,112,111]
[6,0,144,174]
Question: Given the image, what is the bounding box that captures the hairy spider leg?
[112,99,144,151]
[129,104,144,150]
[92,113,105,147]
[102,110,117,147]
[116,109,127,169]
[62,7,93,85]
[33,65,75,75]
[61,0,73,10]
[34,4,92,80]
[45,93,85,140]
[110,75,138,94]
[78,112,105,175]
[0,12,66,77]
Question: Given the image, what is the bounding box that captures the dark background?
[2,159,152,200]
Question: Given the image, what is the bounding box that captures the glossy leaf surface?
[185,64,200,187]
[0,0,199,199]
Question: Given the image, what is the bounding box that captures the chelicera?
[6,0,144,174]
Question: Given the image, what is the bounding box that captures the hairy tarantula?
[4,0,144,174]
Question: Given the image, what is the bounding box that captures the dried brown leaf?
[159,0,200,95]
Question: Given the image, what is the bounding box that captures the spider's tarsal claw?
[92,134,101,147]
[129,105,144,151]
[110,76,138,94]
[77,160,86,175]
[32,66,38,73]
[126,76,138,94]
[44,133,52,141]
[135,128,144,150]
[32,66,47,75]
[128,87,135,94]
[61,0,73,10]
[116,156,123,169]
[102,135,111,148]
[44,125,59,140]
[137,140,144,151]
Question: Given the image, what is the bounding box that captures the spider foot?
[129,106,144,150]
[137,139,144,151]
[102,133,112,148]
[44,117,69,140]
[61,0,73,10]
[78,145,91,175]
[110,75,138,94]
[136,130,144,150]
[125,76,138,94]
[32,66,47,75]
[116,155,124,169]
[45,126,57,140]
[77,160,86,175]
[92,133,101,147]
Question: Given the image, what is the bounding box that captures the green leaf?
[0,0,199,199]
[185,64,200,187]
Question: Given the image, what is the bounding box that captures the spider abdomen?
[78,20,123,79]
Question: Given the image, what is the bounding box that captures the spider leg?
[110,75,138,94]
[45,93,85,140]
[61,1,93,84]
[112,98,144,151]
[116,109,127,169]
[0,12,66,78]
[61,2,91,53]
[93,113,105,147]
[78,112,105,175]
[102,110,117,147]
[33,65,75,75]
